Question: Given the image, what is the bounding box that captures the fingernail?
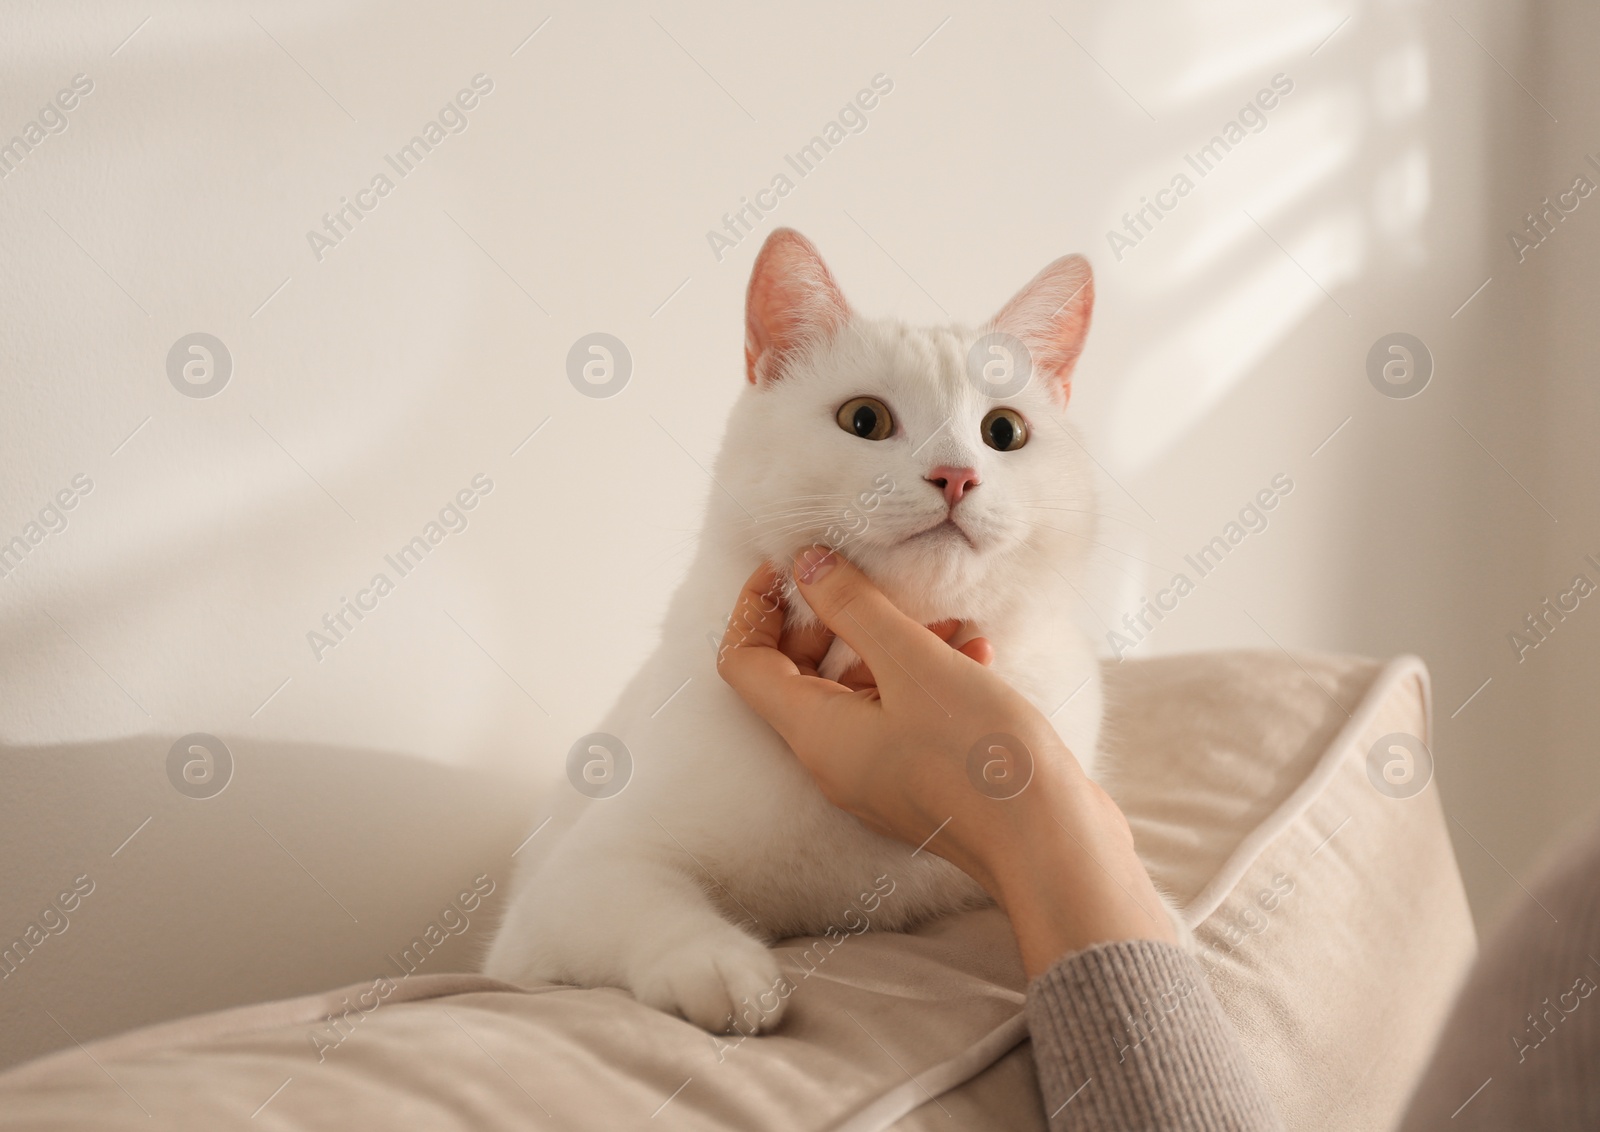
[796,545,836,585]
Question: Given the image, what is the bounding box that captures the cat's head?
[718,228,1097,623]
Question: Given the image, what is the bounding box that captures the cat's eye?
[981,408,1028,452]
[837,396,894,441]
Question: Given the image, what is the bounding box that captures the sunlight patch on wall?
[1094,0,1352,107]
[1084,1,1441,479]
[1372,43,1429,121]
[1163,9,1351,102]
[1373,146,1431,236]
[1109,209,1367,473]
[1159,91,1364,288]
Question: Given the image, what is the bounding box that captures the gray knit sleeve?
[1025,940,1282,1131]
[1397,814,1600,1130]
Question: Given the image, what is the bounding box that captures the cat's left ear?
[745,228,852,385]
[988,254,1094,402]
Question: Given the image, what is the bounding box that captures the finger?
[716,565,793,701]
[724,649,861,738]
[777,617,834,677]
[717,563,787,658]
[720,620,857,737]
[719,565,861,733]
[839,622,976,689]
[792,548,953,694]
[836,658,877,691]
[957,637,995,666]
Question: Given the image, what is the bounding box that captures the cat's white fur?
[485,230,1125,1033]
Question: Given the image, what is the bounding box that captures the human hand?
[716,548,1176,975]
[828,618,993,690]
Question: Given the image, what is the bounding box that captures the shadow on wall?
[1067,0,1568,929]
[0,736,546,1072]
[1336,0,1559,927]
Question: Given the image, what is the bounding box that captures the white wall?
[2,0,1589,1072]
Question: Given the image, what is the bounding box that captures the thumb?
[793,547,951,698]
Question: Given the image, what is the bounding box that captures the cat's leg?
[485,838,787,1033]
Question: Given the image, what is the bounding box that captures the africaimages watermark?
[1108,473,1295,658]
[710,472,895,663]
[1105,73,1294,263]
[1115,871,1296,1063]
[308,873,495,1061]
[306,473,494,660]
[1506,157,1599,264]
[305,74,495,262]
[0,73,94,181]
[705,74,895,263]
[1,873,95,982]
[1507,556,1600,662]
[0,473,94,580]
[709,874,897,1061]
[1509,969,1596,1064]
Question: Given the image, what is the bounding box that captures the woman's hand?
[716,547,1176,975]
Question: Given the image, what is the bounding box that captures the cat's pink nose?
[926,466,980,508]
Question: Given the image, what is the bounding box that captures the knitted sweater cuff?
[1025,939,1282,1131]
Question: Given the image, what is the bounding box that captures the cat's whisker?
[734,528,822,550]
[751,513,871,533]
[724,520,841,552]
[751,498,855,517]
[753,508,851,525]
[758,491,855,504]
[756,486,889,509]
[748,514,847,534]
[753,508,867,526]
[756,489,856,503]
[742,514,825,532]
[754,504,851,518]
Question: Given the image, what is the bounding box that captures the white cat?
[485,229,1125,1033]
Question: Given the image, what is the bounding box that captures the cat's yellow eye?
[837,396,894,441]
[981,408,1028,452]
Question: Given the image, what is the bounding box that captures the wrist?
[978,761,1177,977]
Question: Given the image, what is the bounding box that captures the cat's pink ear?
[988,255,1094,401]
[745,229,851,385]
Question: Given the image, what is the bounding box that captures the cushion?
[0,651,1475,1130]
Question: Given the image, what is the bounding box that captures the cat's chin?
[775,554,973,627]
[898,518,976,550]
[761,518,1008,627]
[814,537,995,624]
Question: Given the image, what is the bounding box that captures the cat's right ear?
[988,254,1095,403]
[745,229,852,385]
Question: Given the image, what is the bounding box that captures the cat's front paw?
[629,932,787,1034]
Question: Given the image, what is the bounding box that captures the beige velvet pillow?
[0,652,1475,1131]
